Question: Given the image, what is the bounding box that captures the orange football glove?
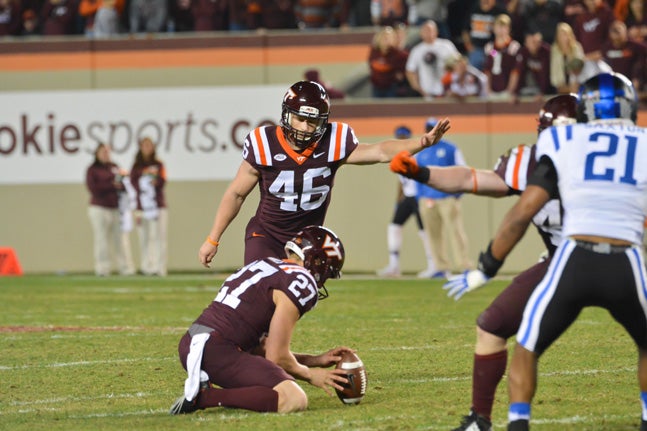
[390,150,430,183]
[390,151,420,177]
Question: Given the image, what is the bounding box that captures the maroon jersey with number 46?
[243,123,359,246]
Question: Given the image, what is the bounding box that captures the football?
[335,350,367,405]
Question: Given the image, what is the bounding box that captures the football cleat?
[169,380,210,415]
[169,396,198,415]
[452,411,492,431]
[377,266,401,277]
[507,419,529,431]
[430,270,451,280]
[416,268,437,278]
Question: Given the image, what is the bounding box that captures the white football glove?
[442,270,490,300]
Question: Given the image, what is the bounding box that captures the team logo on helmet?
[284,225,344,300]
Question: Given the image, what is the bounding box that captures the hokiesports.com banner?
[0,86,285,184]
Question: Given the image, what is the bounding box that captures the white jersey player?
[471,72,647,431]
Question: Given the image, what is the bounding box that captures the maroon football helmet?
[284,225,345,299]
[281,81,330,149]
[537,94,578,134]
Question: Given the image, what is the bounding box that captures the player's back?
[536,121,647,244]
[194,257,319,351]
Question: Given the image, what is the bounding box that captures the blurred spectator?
[502,0,524,41]
[129,0,167,33]
[41,0,79,35]
[442,53,488,99]
[346,0,372,26]
[304,68,345,99]
[615,0,647,42]
[0,0,21,36]
[86,143,136,277]
[519,0,562,44]
[408,0,451,38]
[563,0,586,28]
[483,13,520,99]
[294,0,347,29]
[601,20,646,91]
[370,0,408,26]
[550,22,584,93]
[368,26,410,97]
[416,117,472,277]
[564,57,612,88]
[572,0,615,60]
[168,0,193,32]
[191,0,228,31]
[257,0,297,29]
[20,8,40,35]
[130,137,168,277]
[461,0,508,70]
[377,125,436,278]
[79,0,125,37]
[228,0,255,30]
[393,20,410,48]
[508,30,553,103]
[406,20,459,98]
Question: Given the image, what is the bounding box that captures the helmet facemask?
[280,81,331,150]
[281,106,329,150]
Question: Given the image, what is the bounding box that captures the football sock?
[417,229,435,269]
[471,350,507,420]
[641,391,647,420]
[387,224,403,268]
[508,402,531,422]
[198,386,279,412]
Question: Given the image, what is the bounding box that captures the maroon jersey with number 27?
[193,257,319,352]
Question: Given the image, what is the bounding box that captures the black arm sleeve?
[527,155,559,199]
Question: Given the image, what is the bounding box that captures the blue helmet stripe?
[598,73,616,101]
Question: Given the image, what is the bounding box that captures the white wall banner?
[0,86,286,184]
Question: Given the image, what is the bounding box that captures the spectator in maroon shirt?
[368,25,410,98]
[0,0,22,36]
[20,8,40,35]
[508,30,554,103]
[168,0,193,32]
[519,0,563,45]
[191,0,227,31]
[483,14,521,99]
[602,20,647,92]
[41,0,79,35]
[85,143,135,277]
[294,0,347,29]
[257,0,297,29]
[563,0,586,28]
[615,0,647,42]
[572,0,615,60]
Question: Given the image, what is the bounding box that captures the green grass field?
[0,274,641,430]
